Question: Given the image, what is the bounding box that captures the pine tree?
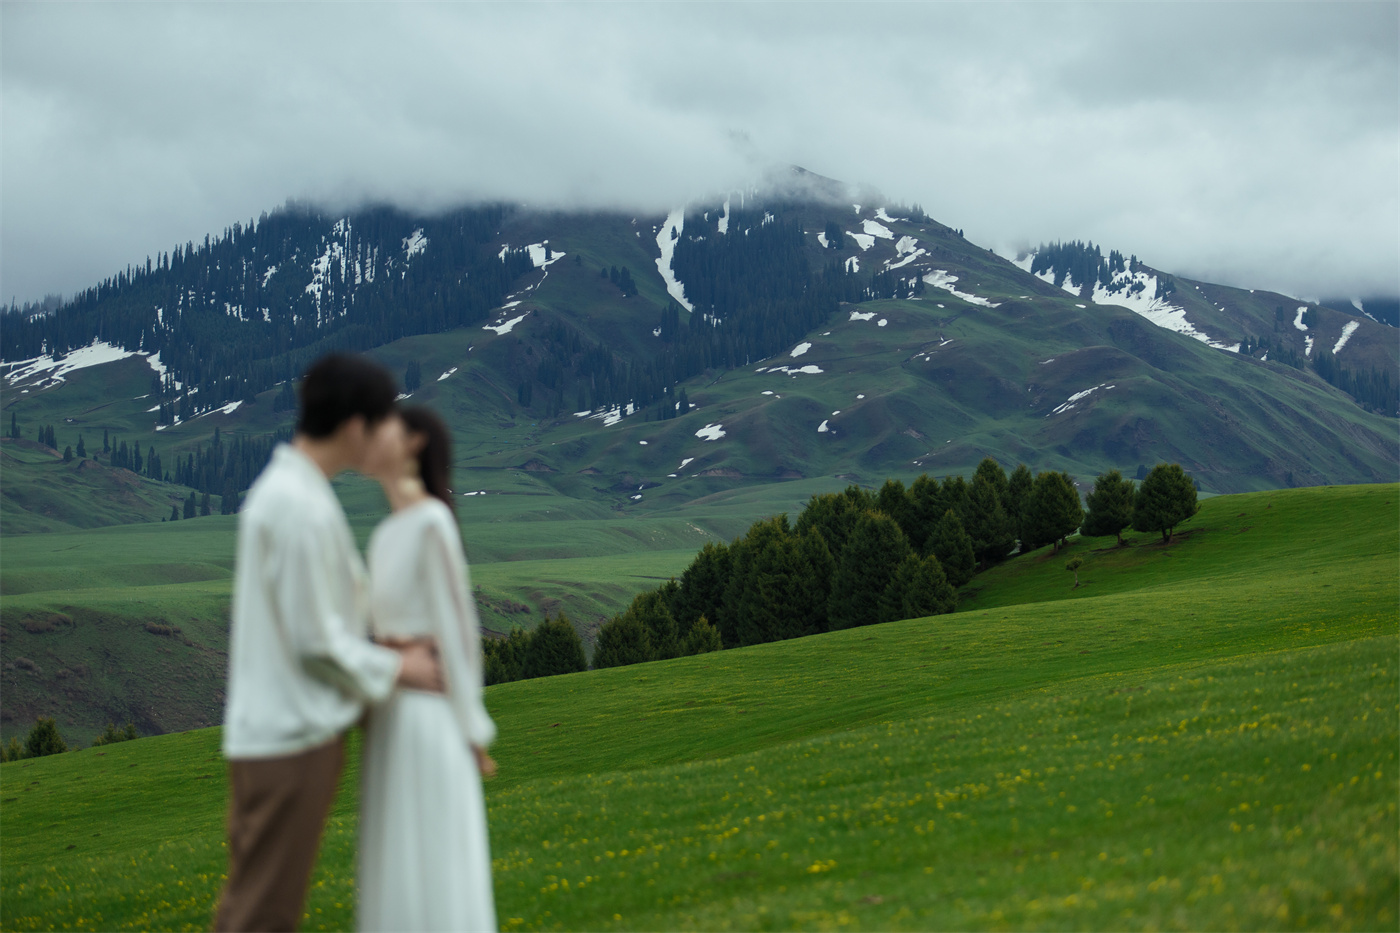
[76,435,86,459]
[183,493,197,519]
[23,718,67,758]
[1132,463,1200,544]
[63,445,74,463]
[8,412,17,439]
[1025,471,1083,551]
[103,428,110,453]
[1081,470,1136,545]
[521,613,587,678]
[973,457,1009,503]
[905,474,945,555]
[681,615,723,655]
[875,479,911,531]
[170,504,181,522]
[674,542,730,635]
[722,516,796,647]
[1006,463,1033,551]
[200,492,212,517]
[484,629,530,685]
[827,511,911,630]
[790,529,835,636]
[928,509,976,587]
[878,553,956,622]
[966,472,1016,565]
[592,611,653,669]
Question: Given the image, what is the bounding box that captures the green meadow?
[1,484,1396,930]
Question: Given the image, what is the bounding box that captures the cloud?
[2,2,1395,304]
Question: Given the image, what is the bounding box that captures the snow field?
[790,342,812,358]
[655,209,694,311]
[1050,384,1115,416]
[922,270,1000,308]
[694,424,726,442]
[1332,321,1360,355]
[438,368,458,381]
[847,232,876,251]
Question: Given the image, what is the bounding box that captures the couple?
[213,354,497,932]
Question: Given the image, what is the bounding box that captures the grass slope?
[1,485,1395,930]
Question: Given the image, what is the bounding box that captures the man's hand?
[382,636,445,693]
[472,745,497,779]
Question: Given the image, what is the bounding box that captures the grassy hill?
[2,484,1395,930]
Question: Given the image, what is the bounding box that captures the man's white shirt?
[222,444,401,760]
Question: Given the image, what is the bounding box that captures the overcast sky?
[3,2,1396,306]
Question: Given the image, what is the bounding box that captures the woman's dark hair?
[297,354,399,439]
[400,406,455,512]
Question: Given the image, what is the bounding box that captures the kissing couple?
[213,354,497,932]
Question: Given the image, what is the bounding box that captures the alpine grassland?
[2,484,1395,930]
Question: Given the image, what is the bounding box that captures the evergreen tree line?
[585,459,1203,671]
[1311,350,1397,415]
[10,415,290,512]
[0,203,527,418]
[1,717,137,761]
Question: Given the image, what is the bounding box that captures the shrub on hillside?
[92,722,139,746]
[483,629,530,685]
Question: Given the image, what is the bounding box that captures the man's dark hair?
[296,354,399,439]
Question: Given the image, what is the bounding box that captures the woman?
[359,405,498,932]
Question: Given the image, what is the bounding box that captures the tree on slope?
[521,612,587,678]
[827,511,911,630]
[1132,463,1200,544]
[878,553,956,622]
[23,718,67,758]
[1081,470,1136,545]
[1005,463,1034,552]
[592,610,653,669]
[1025,471,1083,552]
[966,471,1016,565]
[927,508,976,587]
[681,615,723,655]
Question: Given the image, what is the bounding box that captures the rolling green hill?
[1,485,1395,930]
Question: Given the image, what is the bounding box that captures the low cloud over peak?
[2,2,1395,304]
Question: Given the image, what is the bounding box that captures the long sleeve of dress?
[273,518,401,705]
[422,513,497,749]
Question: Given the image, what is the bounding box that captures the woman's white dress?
[359,499,498,933]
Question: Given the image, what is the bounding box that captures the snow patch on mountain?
[922,270,1000,308]
[1304,336,1314,357]
[1051,383,1115,416]
[847,232,875,251]
[850,310,877,321]
[817,420,830,433]
[1332,321,1360,355]
[262,265,278,287]
[874,207,905,224]
[482,312,529,335]
[845,256,861,273]
[4,340,138,388]
[790,342,812,358]
[526,242,564,268]
[695,423,726,441]
[1294,307,1309,332]
[717,199,730,235]
[861,219,895,240]
[816,231,829,248]
[655,209,693,312]
[1090,268,1240,352]
[402,228,427,260]
[438,367,458,381]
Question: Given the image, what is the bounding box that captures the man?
[214,354,443,932]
